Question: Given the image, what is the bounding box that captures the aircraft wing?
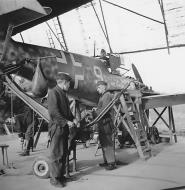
[142,93,185,109]
[12,0,92,35]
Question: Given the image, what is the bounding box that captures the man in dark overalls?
[95,81,116,170]
[19,107,39,156]
[48,73,76,188]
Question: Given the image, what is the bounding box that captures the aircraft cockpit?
[98,49,124,76]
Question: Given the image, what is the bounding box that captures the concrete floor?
[0,133,185,190]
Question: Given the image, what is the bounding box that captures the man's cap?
[56,72,72,82]
[96,80,107,87]
[100,49,106,54]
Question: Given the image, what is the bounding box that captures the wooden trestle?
[142,93,185,143]
[113,90,152,159]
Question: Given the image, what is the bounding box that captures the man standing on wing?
[48,73,76,188]
[95,80,116,170]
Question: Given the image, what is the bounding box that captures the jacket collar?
[55,85,66,95]
[100,90,108,98]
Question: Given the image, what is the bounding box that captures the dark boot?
[105,162,117,170]
[0,169,5,175]
[61,175,73,182]
[19,150,30,156]
[50,178,66,188]
[99,162,108,167]
[116,160,127,166]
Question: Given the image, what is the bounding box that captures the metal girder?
[118,44,185,55]
[158,0,170,54]
[103,0,164,25]
[142,93,185,110]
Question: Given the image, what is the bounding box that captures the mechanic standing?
[48,73,77,188]
[95,81,116,170]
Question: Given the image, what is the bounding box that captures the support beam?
[91,2,111,52]
[158,0,170,54]
[102,0,164,25]
[153,108,169,128]
[99,0,113,53]
[170,107,177,142]
[168,107,173,142]
[118,44,185,55]
[168,107,177,143]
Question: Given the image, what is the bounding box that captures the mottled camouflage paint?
[0,31,134,105]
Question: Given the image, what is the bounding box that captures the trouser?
[15,114,24,133]
[98,118,115,164]
[24,123,36,152]
[99,133,115,163]
[49,123,69,180]
[23,137,33,152]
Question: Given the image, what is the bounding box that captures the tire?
[32,156,50,179]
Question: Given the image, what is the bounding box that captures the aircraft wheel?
[32,156,50,179]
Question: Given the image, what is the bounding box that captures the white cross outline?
[56,51,67,64]
[70,53,84,89]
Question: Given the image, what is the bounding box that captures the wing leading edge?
[142,93,185,109]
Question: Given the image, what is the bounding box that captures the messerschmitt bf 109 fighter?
[0,0,152,119]
[1,0,185,178]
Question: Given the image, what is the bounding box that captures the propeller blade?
[132,64,143,83]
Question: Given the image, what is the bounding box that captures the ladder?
[46,29,56,49]
[52,17,68,51]
[117,91,152,159]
